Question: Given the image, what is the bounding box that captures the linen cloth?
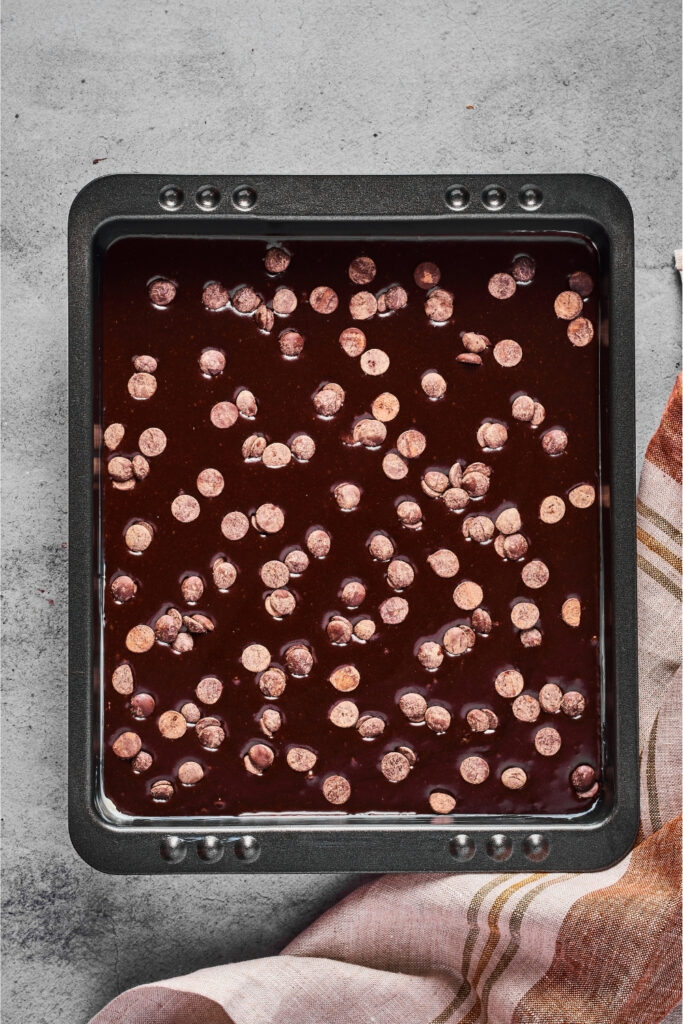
[92,375,682,1024]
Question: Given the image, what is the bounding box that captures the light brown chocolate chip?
[131,455,150,480]
[110,575,137,602]
[180,702,201,723]
[131,751,153,773]
[260,560,290,589]
[138,427,166,458]
[562,597,581,627]
[279,329,305,357]
[202,282,230,310]
[286,746,317,772]
[254,303,275,332]
[235,389,258,417]
[535,726,562,756]
[171,494,200,523]
[112,663,134,695]
[495,669,524,698]
[242,644,271,673]
[104,423,125,450]
[341,579,366,607]
[128,372,157,400]
[254,503,285,534]
[360,348,390,376]
[241,435,266,461]
[424,288,453,322]
[244,742,274,774]
[108,456,134,482]
[148,277,176,305]
[417,641,444,670]
[541,428,568,455]
[463,515,495,543]
[154,614,180,644]
[511,601,539,629]
[307,527,331,558]
[429,791,456,814]
[259,666,287,698]
[329,664,360,692]
[125,625,155,653]
[539,495,566,524]
[284,549,309,575]
[396,500,423,528]
[443,625,475,655]
[310,286,338,314]
[266,588,296,618]
[178,761,204,785]
[232,286,261,314]
[554,290,583,320]
[368,532,395,561]
[467,708,498,733]
[422,469,449,497]
[357,714,385,739]
[348,256,376,285]
[313,384,345,417]
[339,327,367,357]
[567,317,594,347]
[462,463,491,492]
[371,392,400,422]
[265,247,291,274]
[425,705,451,733]
[568,484,596,508]
[196,468,224,498]
[210,401,239,429]
[539,683,563,713]
[512,693,541,722]
[198,723,225,748]
[289,434,316,462]
[387,559,414,590]
[112,731,142,759]
[111,472,134,488]
[420,372,447,399]
[381,751,411,782]
[511,394,535,421]
[488,273,516,300]
[471,607,493,634]
[327,615,353,643]
[329,699,359,728]
[262,442,292,469]
[183,613,213,635]
[134,355,158,374]
[349,291,378,320]
[414,262,441,289]
[453,580,483,610]
[493,339,522,367]
[353,418,387,447]
[259,707,282,738]
[456,353,483,365]
[568,271,594,297]
[354,618,376,641]
[332,482,360,511]
[199,349,226,376]
[150,780,174,801]
[428,548,459,578]
[571,764,597,792]
[561,690,586,718]
[196,676,223,705]
[512,254,536,283]
[322,774,351,804]
[503,533,528,561]
[212,558,237,590]
[397,430,427,459]
[531,402,546,426]
[382,452,408,480]
[460,755,489,784]
[520,628,543,647]
[399,692,427,722]
[501,766,527,790]
[522,559,549,589]
[272,287,297,315]
[460,331,489,354]
[158,710,187,739]
[196,715,221,734]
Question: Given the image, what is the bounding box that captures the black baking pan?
[68,174,637,873]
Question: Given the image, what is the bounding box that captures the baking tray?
[68,174,637,873]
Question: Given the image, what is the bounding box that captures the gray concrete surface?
[1,1,680,1022]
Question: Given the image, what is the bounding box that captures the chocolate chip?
[381,751,411,782]
[511,601,539,630]
[131,751,153,773]
[132,454,150,480]
[254,503,285,534]
[461,471,489,499]
[354,618,376,641]
[397,430,426,459]
[112,663,134,695]
[138,427,166,458]
[235,389,258,418]
[538,683,563,713]
[279,329,305,357]
[371,392,400,422]
[463,515,495,544]
[286,746,317,772]
[255,303,275,332]
[386,559,414,590]
[258,666,287,698]
[511,255,536,283]
[266,588,296,618]
[265,247,291,273]
[154,614,179,644]
[562,597,581,627]
[196,468,224,498]
[150,780,174,801]
[260,560,289,589]
[202,282,230,310]
[244,742,274,774]
[471,607,492,634]
[285,644,314,676]
[329,664,360,692]
[568,271,594,297]
[307,527,331,557]
[501,766,527,789]
[360,348,390,375]
[196,676,223,705]
[128,372,157,401]
[334,482,361,511]
[110,575,137,602]
[500,532,527,560]
[272,287,298,314]
[353,418,387,447]
[113,730,141,758]
[493,339,522,367]
[284,549,310,575]
[158,710,187,739]
[422,470,449,497]
[104,423,125,450]
[568,484,595,508]
[571,764,596,791]
[327,615,353,643]
[561,690,586,718]
[453,580,483,611]
[242,644,271,673]
[178,761,204,785]
[357,714,385,739]
[512,693,541,722]
[233,286,261,314]
[396,500,423,528]
[521,559,549,589]
[399,692,427,722]
[520,628,542,647]
[383,285,408,311]
[425,705,451,733]
[535,726,562,756]
[456,353,483,365]
[488,273,516,300]
[349,291,378,320]
[171,494,200,523]
[341,580,366,608]
[382,452,409,480]
[199,348,226,376]
[339,327,367,357]
[313,383,345,416]
[467,708,498,732]
[322,774,351,804]
[531,402,546,426]
[541,428,568,455]
[196,716,221,736]
[368,532,395,560]
[421,372,447,399]
[107,456,134,482]
[414,262,441,289]
[148,278,176,305]
[511,394,535,421]
[417,641,444,670]
[539,495,566,523]
[289,433,316,461]
[125,624,155,653]
[554,290,583,320]
[428,791,456,815]
[349,256,377,284]
[167,608,183,630]
[424,288,453,322]
[329,699,359,728]
[259,707,282,738]
[262,442,292,469]
[567,317,594,347]
[460,755,489,784]
[495,669,524,698]
[198,723,225,748]
[462,332,490,353]
[212,558,237,590]
[443,625,475,655]
[309,286,338,314]
[210,402,240,432]
[180,702,201,723]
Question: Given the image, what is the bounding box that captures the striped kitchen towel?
[92,376,682,1024]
